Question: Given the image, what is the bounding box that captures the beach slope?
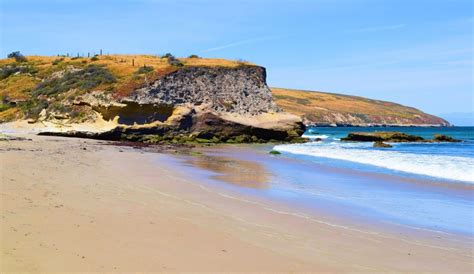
[0,136,471,272]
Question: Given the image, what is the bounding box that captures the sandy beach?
[1,135,473,272]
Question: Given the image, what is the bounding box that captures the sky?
[1,0,473,123]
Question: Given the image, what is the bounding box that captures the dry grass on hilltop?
[272,88,421,117]
[0,54,252,103]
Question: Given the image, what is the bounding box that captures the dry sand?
[1,135,472,272]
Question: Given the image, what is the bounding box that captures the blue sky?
[1,0,473,121]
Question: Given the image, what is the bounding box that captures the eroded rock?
[342,132,461,143]
[433,134,461,142]
[342,132,424,142]
[35,65,305,143]
[126,66,280,115]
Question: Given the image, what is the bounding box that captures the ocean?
[267,127,474,235]
[171,127,474,236]
[275,127,474,183]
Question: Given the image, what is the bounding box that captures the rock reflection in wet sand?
[185,155,270,188]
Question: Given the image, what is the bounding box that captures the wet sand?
[1,135,472,272]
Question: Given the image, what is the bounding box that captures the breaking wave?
[274,142,474,183]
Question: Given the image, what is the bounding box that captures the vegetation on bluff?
[0,63,38,80]
[135,65,154,75]
[7,51,27,62]
[33,64,116,97]
[0,52,254,122]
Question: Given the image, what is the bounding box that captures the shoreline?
[176,144,473,235]
[1,134,472,272]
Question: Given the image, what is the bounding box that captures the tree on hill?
[7,51,27,62]
[167,56,183,67]
[162,53,174,59]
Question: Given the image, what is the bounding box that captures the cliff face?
[73,65,304,142]
[127,66,280,115]
[272,88,450,126]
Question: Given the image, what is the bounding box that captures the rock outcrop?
[127,66,280,115]
[341,132,460,143]
[433,134,461,142]
[342,132,424,142]
[37,65,305,142]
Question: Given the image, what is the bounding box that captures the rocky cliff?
[272,88,450,126]
[127,66,280,115]
[70,66,304,142]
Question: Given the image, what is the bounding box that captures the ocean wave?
[274,143,474,183]
[302,134,329,140]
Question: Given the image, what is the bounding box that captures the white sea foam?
[274,142,474,183]
[302,134,329,140]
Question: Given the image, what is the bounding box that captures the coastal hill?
[272,88,450,126]
[0,54,304,142]
[0,54,449,142]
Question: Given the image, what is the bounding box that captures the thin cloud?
[286,60,403,74]
[437,59,474,66]
[202,36,280,53]
[351,24,406,33]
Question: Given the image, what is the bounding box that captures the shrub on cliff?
[162,53,174,59]
[136,65,154,74]
[161,53,183,66]
[167,56,184,67]
[0,64,38,80]
[52,58,64,65]
[0,103,11,112]
[7,51,27,62]
[33,64,116,96]
[19,99,49,118]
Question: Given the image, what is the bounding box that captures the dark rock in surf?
[373,141,392,148]
[432,134,461,142]
[341,132,424,142]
